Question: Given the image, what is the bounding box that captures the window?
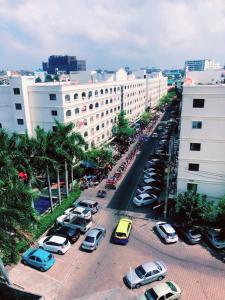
[188,163,199,171]
[49,94,56,100]
[74,93,79,100]
[95,102,99,108]
[89,104,93,110]
[88,91,92,98]
[96,125,100,131]
[15,103,22,110]
[17,118,24,125]
[106,110,109,115]
[193,98,204,108]
[110,108,113,113]
[192,121,202,129]
[110,88,112,94]
[100,89,104,95]
[110,99,113,103]
[95,90,98,97]
[52,126,57,132]
[0,123,2,128]
[190,143,201,151]
[187,183,198,193]
[84,131,88,137]
[82,92,86,98]
[75,108,79,114]
[65,94,70,102]
[102,123,104,128]
[51,110,57,116]
[66,110,71,117]
[166,293,174,299]
[106,99,108,104]
[105,88,108,94]
[101,112,104,117]
[13,88,20,95]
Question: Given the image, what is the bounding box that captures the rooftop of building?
[183,70,225,87]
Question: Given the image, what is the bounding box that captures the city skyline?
[0,0,225,70]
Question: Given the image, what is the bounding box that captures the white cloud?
[0,0,225,69]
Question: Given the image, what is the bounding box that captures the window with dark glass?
[192,121,202,129]
[190,143,201,151]
[51,110,57,116]
[15,103,22,110]
[187,183,198,193]
[49,94,56,100]
[17,118,24,125]
[188,163,199,171]
[13,88,20,95]
[193,99,204,108]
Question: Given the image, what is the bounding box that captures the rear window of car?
[116,232,126,237]
[46,254,53,262]
[85,236,95,243]
[93,202,98,207]
[155,262,162,271]
[63,239,69,245]
[166,281,177,292]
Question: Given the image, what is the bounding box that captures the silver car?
[124,261,167,289]
[81,226,106,251]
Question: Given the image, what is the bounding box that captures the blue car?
[22,247,55,271]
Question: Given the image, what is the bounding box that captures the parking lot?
[9,109,225,300]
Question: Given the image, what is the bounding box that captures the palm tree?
[52,121,86,197]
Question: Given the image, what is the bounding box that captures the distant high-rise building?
[184,59,221,72]
[42,55,86,74]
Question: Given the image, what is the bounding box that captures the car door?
[28,255,37,267]
[45,241,55,252]
[143,271,153,284]
[151,269,160,281]
[127,223,132,236]
[165,292,175,299]
[96,231,102,245]
[35,256,43,268]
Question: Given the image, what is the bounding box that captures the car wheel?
[57,250,63,255]
[135,283,141,289]
[158,276,164,281]
[40,267,45,272]
[22,260,27,265]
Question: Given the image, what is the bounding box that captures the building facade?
[42,55,86,74]
[0,68,167,148]
[185,59,222,72]
[177,70,225,200]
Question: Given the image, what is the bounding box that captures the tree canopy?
[113,111,134,142]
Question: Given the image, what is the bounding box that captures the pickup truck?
[57,215,92,233]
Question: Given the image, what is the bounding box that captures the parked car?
[38,235,71,254]
[174,225,202,244]
[81,226,106,251]
[97,190,107,198]
[144,168,163,174]
[152,132,158,138]
[202,228,225,249]
[64,206,92,219]
[22,247,55,272]
[47,225,80,244]
[59,215,92,233]
[124,261,167,289]
[145,161,165,170]
[144,173,163,180]
[133,193,158,207]
[136,185,161,195]
[75,200,99,214]
[143,178,163,187]
[113,218,132,245]
[137,281,181,300]
[155,222,178,243]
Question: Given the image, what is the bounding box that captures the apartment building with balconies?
[177,70,225,200]
[0,68,167,148]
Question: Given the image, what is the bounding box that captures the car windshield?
[169,232,177,237]
[116,232,126,237]
[83,209,90,214]
[85,236,95,243]
[166,281,177,292]
[93,202,98,207]
[136,195,142,200]
[145,289,158,300]
[190,228,201,236]
[45,254,53,262]
[135,265,146,278]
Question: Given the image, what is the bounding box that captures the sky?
[0,0,225,70]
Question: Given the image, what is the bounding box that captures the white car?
[144,168,161,174]
[203,229,225,249]
[152,132,158,138]
[137,185,161,195]
[143,178,162,187]
[133,193,158,206]
[155,222,178,243]
[144,172,163,180]
[38,235,71,254]
[64,206,92,220]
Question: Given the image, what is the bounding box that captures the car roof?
[33,248,51,259]
[74,206,85,213]
[57,215,68,221]
[153,282,173,296]
[116,218,132,233]
[160,223,175,233]
[142,261,158,272]
[87,228,102,237]
[49,235,67,243]
[79,199,97,205]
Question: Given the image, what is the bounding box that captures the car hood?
[125,270,142,285]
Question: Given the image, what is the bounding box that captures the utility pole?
[164,137,173,219]
[0,258,12,286]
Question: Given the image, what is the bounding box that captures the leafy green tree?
[139,111,152,126]
[113,111,134,142]
[45,74,53,82]
[216,196,225,237]
[174,191,216,226]
[86,147,113,167]
[35,77,42,83]
[54,74,59,81]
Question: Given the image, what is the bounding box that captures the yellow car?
[113,218,132,245]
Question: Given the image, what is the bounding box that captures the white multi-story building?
[0,68,167,148]
[185,59,222,72]
[177,70,225,200]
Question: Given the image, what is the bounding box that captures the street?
[9,109,225,300]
